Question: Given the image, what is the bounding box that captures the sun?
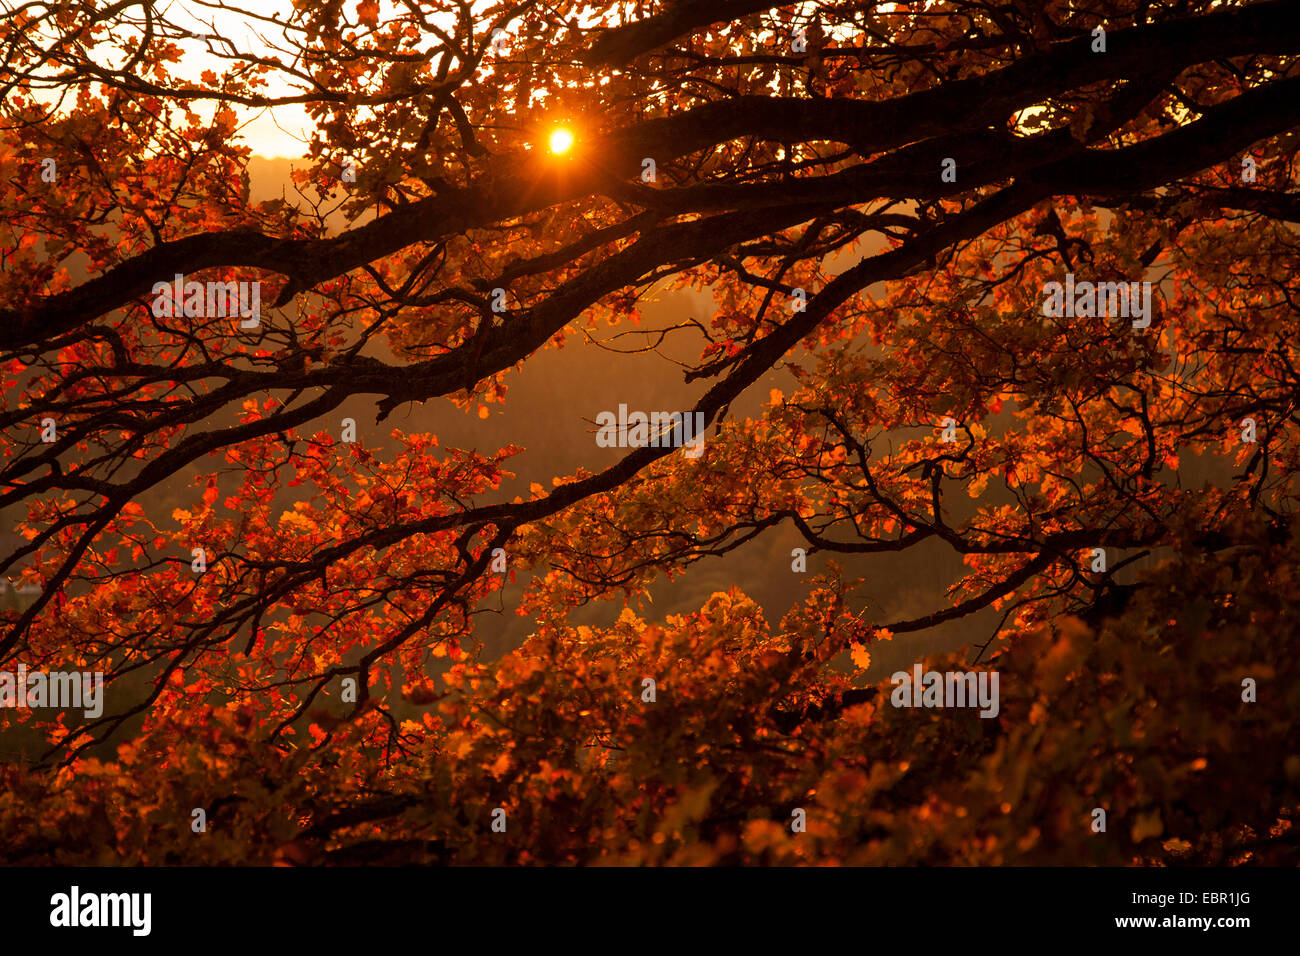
[548,128,575,154]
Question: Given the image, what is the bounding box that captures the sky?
[155,1,318,158]
[137,0,867,158]
[22,0,1092,673]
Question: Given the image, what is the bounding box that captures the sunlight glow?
[548,128,575,154]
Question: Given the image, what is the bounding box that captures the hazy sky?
[141,2,320,157]
[128,1,871,159]
[29,0,1153,676]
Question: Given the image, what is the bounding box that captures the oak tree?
[1,0,1298,864]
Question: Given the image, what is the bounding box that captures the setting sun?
[548,128,575,154]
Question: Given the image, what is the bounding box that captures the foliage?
[0,0,1297,864]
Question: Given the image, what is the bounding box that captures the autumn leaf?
[3,0,1298,871]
